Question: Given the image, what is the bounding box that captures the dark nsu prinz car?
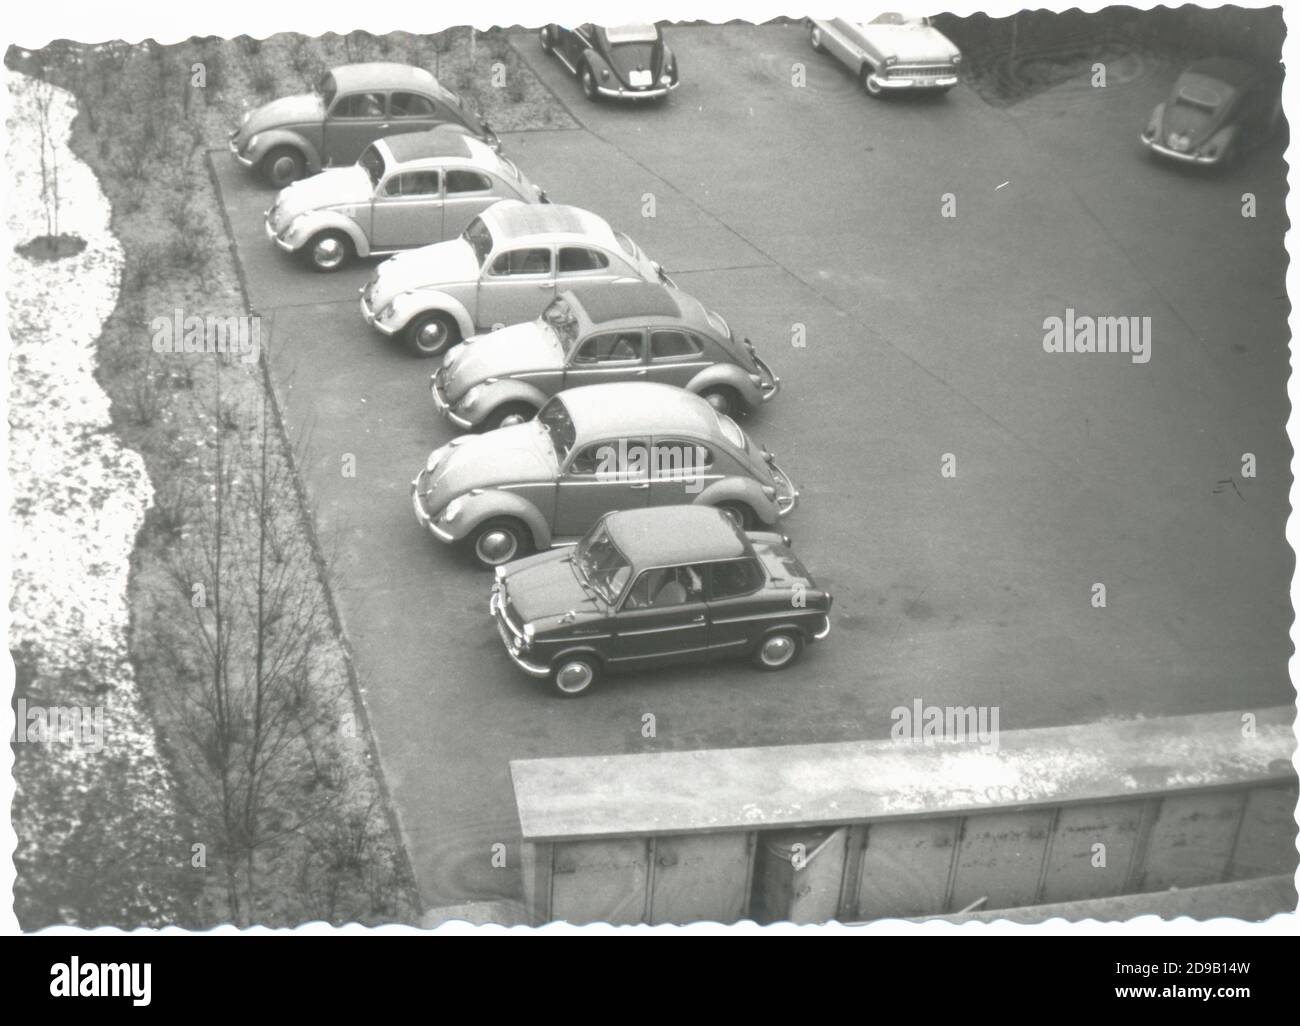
[489,505,832,696]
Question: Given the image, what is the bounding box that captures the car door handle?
[536,282,553,289]
[629,482,649,490]
[378,123,390,129]
[690,614,705,623]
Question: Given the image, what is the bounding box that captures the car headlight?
[379,302,397,322]
[952,54,962,64]
[459,385,483,409]
[441,497,465,523]
[245,133,261,153]
[884,56,897,66]
[425,446,446,473]
[522,623,535,649]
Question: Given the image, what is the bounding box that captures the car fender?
[281,209,370,257]
[386,290,476,340]
[245,128,321,173]
[1207,123,1239,154]
[685,364,763,408]
[692,478,779,526]
[470,379,550,423]
[582,48,614,80]
[452,489,553,550]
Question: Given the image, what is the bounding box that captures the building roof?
[604,506,747,566]
[330,62,441,94]
[484,201,615,247]
[382,127,474,164]
[564,282,681,324]
[560,381,722,441]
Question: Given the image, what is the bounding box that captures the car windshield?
[541,297,581,347]
[358,144,386,188]
[317,71,337,109]
[573,523,632,604]
[463,217,495,267]
[537,396,577,464]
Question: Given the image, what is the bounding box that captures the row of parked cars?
[232,29,830,696]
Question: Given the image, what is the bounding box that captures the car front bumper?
[1141,136,1222,165]
[753,354,781,403]
[410,477,455,542]
[597,79,679,100]
[490,587,549,677]
[229,134,256,168]
[360,287,399,336]
[869,73,959,91]
[430,371,475,430]
[769,459,799,518]
[263,213,296,252]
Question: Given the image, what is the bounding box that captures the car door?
[611,564,710,668]
[648,436,720,505]
[476,246,556,330]
[646,328,710,389]
[369,170,443,250]
[442,169,504,239]
[551,438,651,538]
[322,92,390,166]
[703,557,770,660]
[562,329,646,388]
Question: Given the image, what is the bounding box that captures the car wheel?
[809,24,826,52]
[261,146,305,188]
[480,402,537,432]
[405,312,460,358]
[861,65,884,97]
[470,517,531,569]
[700,386,742,417]
[752,630,804,671]
[581,64,600,102]
[304,230,352,272]
[550,654,601,698]
[540,26,555,53]
[715,502,756,531]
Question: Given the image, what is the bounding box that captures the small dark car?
[1141,57,1283,166]
[540,23,679,101]
[489,505,832,696]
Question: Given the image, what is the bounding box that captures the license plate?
[629,69,652,87]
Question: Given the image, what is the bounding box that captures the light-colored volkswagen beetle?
[265,129,547,272]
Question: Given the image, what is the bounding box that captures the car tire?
[700,385,742,417]
[715,501,756,531]
[540,26,556,53]
[470,517,532,569]
[581,64,600,102]
[405,312,460,358]
[261,146,306,188]
[861,65,884,97]
[480,402,537,432]
[303,230,352,272]
[809,24,826,52]
[550,654,601,698]
[752,629,804,671]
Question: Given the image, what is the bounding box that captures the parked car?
[539,23,679,101]
[808,15,960,96]
[411,381,799,568]
[432,282,781,431]
[362,200,674,357]
[1141,57,1283,166]
[229,62,499,187]
[264,129,547,271]
[489,505,832,696]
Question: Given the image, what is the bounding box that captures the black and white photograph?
[2,0,1298,958]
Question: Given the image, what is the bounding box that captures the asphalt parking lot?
[211,23,1292,912]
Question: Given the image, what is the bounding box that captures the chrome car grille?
[888,64,956,79]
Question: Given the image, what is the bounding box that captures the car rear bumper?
[869,73,958,91]
[490,587,549,677]
[769,459,799,518]
[431,371,475,430]
[753,354,781,403]
[812,613,832,641]
[597,80,679,100]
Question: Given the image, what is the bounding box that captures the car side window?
[649,439,712,480]
[383,171,441,197]
[446,170,494,194]
[567,438,649,477]
[650,330,703,360]
[331,92,386,119]
[573,331,643,364]
[389,92,437,117]
[623,565,706,610]
[710,558,766,600]
[559,247,611,273]
[489,248,552,276]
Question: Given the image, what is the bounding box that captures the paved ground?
[211,23,1292,912]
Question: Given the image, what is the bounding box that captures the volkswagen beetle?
[539,23,679,101]
[411,381,799,568]
[808,14,960,96]
[265,129,547,272]
[1141,57,1283,166]
[489,505,832,697]
[229,62,499,187]
[361,200,673,357]
[431,282,780,431]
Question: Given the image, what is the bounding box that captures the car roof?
[1182,57,1259,90]
[560,382,723,440]
[565,282,681,323]
[604,506,748,566]
[382,128,474,164]
[330,62,443,95]
[483,201,617,249]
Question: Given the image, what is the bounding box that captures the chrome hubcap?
[718,506,743,529]
[314,237,344,269]
[416,319,448,352]
[500,412,527,428]
[272,156,297,183]
[476,529,517,565]
[761,635,795,666]
[555,661,593,694]
[704,391,729,414]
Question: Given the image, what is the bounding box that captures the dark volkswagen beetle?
[539,23,680,101]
